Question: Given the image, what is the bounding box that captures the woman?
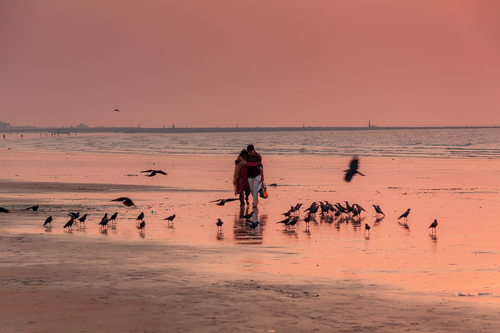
[233,149,250,205]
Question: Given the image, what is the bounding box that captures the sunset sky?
[1,1,500,128]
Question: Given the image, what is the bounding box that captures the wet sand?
[1,149,500,332]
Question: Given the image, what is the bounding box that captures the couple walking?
[233,144,264,208]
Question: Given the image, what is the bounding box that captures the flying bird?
[210,198,239,206]
[112,197,136,207]
[43,216,53,227]
[114,109,120,112]
[429,219,438,232]
[26,205,39,213]
[344,156,365,182]
[215,218,223,231]
[141,169,167,177]
[0,207,9,213]
[68,212,80,219]
[398,209,411,221]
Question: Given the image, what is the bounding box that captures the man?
[246,144,263,208]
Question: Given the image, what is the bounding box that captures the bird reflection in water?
[100,228,108,235]
[233,206,264,244]
[374,216,385,225]
[429,233,437,243]
[398,221,410,230]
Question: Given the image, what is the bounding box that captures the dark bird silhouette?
[164,214,176,222]
[99,213,109,229]
[136,212,145,221]
[43,216,53,227]
[398,209,411,221]
[277,216,292,225]
[112,197,136,207]
[210,198,239,206]
[303,213,312,227]
[0,207,9,213]
[141,169,168,177]
[373,205,385,215]
[26,205,39,213]
[114,109,120,112]
[137,220,146,231]
[287,216,299,228]
[242,211,254,219]
[68,212,80,219]
[78,214,88,226]
[344,156,365,182]
[109,212,118,223]
[429,219,438,232]
[64,217,75,231]
[216,218,223,231]
[245,219,259,232]
[364,223,371,233]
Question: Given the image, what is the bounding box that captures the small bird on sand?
[164,214,176,222]
[109,212,118,223]
[99,213,109,229]
[373,205,385,216]
[26,205,39,213]
[344,156,365,182]
[287,216,299,228]
[364,223,371,234]
[210,198,239,206]
[277,216,292,225]
[246,219,260,232]
[64,217,75,231]
[398,209,411,221]
[303,213,312,226]
[141,169,167,177]
[78,214,88,226]
[137,220,146,231]
[0,207,9,213]
[429,219,438,232]
[112,197,136,207]
[216,218,223,231]
[43,216,53,227]
[136,212,144,221]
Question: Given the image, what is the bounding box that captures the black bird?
[64,217,75,231]
[26,205,39,213]
[429,219,438,232]
[43,216,53,227]
[365,223,371,233]
[136,212,145,221]
[216,218,223,231]
[109,212,118,223]
[114,109,120,112]
[112,197,136,207]
[276,216,292,225]
[398,209,411,221]
[0,207,9,213]
[303,213,311,226]
[210,198,239,206]
[242,211,254,219]
[99,213,109,229]
[245,219,259,232]
[164,214,176,222]
[78,214,88,226]
[141,169,167,177]
[287,216,299,228]
[344,156,365,182]
[137,220,146,231]
[373,205,385,216]
[68,212,80,219]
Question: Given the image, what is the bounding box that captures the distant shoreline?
[0,125,499,134]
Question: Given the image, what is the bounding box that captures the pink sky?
[1,0,500,128]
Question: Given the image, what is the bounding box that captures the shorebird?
[344,156,365,182]
[137,220,146,231]
[215,218,223,231]
[64,217,75,231]
[141,169,167,177]
[0,207,9,213]
[136,212,145,221]
[398,209,411,222]
[43,216,53,227]
[99,213,109,229]
[429,219,438,232]
[164,214,176,222]
[210,198,239,206]
[112,197,136,207]
[26,205,39,213]
[78,214,88,226]
[109,212,118,224]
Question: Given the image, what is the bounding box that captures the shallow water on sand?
[1,148,499,299]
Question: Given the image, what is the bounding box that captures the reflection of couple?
[233,144,263,208]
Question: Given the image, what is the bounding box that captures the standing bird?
[364,223,371,234]
[137,220,146,231]
[344,156,365,182]
[141,169,167,177]
[64,217,75,231]
[164,214,176,222]
[0,207,10,213]
[215,218,223,231]
[429,219,438,232]
[398,209,411,222]
[43,216,53,227]
[99,213,109,229]
[78,214,88,226]
[210,198,239,206]
[246,219,259,232]
[26,205,39,213]
[136,212,144,221]
[112,197,136,207]
[373,205,385,216]
[109,212,118,224]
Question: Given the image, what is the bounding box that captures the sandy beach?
[1,148,500,332]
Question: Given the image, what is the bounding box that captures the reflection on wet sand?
[233,206,265,244]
